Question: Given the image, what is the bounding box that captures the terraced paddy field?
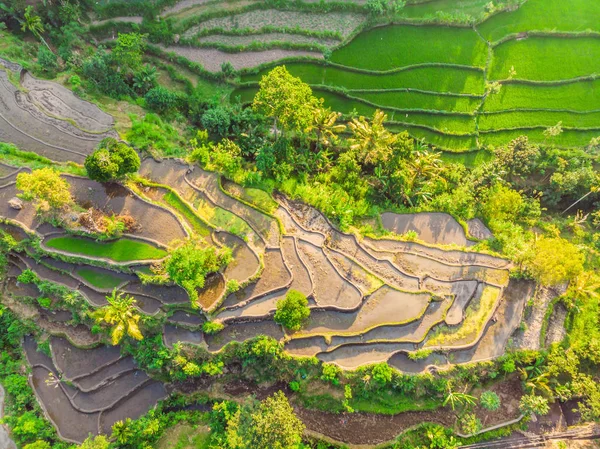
[220,0,600,151]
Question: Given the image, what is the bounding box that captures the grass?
[426,286,500,347]
[489,36,600,81]
[478,0,600,43]
[350,391,441,415]
[440,149,493,167]
[0,143,86,176]
[45,236,167,262]
[194,197,254,239]
[154,424,210,449]
[242,62,486,94]
[331,25,488,71]
[75,267,126,289]
[163,190,213,237]
[479,128,600,148]
[483,79,600,111]
[479,110,600,131]
[224,182,278,214]
[354,91,482,113]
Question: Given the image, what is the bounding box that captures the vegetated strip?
[241,60,486,94]
[45,236,168,262]
[478,110,600,131]
[479,127,600,149]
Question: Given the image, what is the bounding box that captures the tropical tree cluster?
[85,138,141,182]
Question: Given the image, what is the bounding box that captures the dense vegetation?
[0,0,599,448]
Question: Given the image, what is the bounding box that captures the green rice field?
[478,0,600,43]
[232,4,600,152]
[75,267,126,289]
[45,236,168,262]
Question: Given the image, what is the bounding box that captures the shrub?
[17,269,39,284]
[16,167,73,213]
[37,46,58,75]
[203,321,224,334]
[274,289,310,331]
[85,138,140,182]
[370,362,394,387]
[23,441,51,449]
[144,86,182,114]
[321,363,341,385]
[201,106,231,137]
[459,412,482,435]
[519,394,550,416]
[37,297,52,308]
[479,391,501,411]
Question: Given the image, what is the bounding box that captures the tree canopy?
[274,290,310,331]
[85,138,140,182]
[16,167,72,213]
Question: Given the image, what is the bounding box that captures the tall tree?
[306,105,346,150]
[92,290,143,345]
[21,6,51,51]
[252,66,317,137]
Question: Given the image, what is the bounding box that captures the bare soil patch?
[197,32,340,48]
[158,45,323,72]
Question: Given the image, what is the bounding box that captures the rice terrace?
[0,0,600,448]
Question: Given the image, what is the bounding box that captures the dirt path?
[0,385,17,449]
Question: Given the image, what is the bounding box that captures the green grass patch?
[483,79,600,112]
[489,36,600,81]
[331,25,488,71]
[194,197,254,239]
[354,90,482,113]
[440,149,493,167]
[163,190,212,237]
[154,424,211,449]
[0,143,86,176]
[350,391,441,415]
[478,0,600,43]
[479,110,600,131]
[242,62,486,94]
[225,183,278,214]
[479,128,600,149]
[75,267,125,289]
[45,236,167,262]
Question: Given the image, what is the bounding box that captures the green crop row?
[330,24,488,71]
[479,127,600,149]
[478,110,600,131]
[489,36,600,81]
[241,61,486,94]
[477,0,600,43]
[45,236,167,262]
[353,90,482,113]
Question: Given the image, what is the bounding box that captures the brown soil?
[196,272,225,310]
[158,45,323,72]
[381,212,469,246]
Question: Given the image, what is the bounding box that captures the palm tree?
[348,110,397,166]
[21,6,51,51]
[565,272,600,309]
[524,372,553,398]
[92,289,143,345]
[443,385,476,411]
[307,106,346,150]
[402,142,444,206]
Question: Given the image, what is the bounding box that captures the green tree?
[92,289,143,345]
[21,6,50,50]
[494,136,540,179]
[306,105,346,150]
[253,66,317,136]
[16,167,73,213]
[85,138,140,182]
[274,290,310,331]
[526,236,584,286]
[37,45,58,74]
[112,32,147,72]
[23,441,51,449]
[165,239,232,306]
[443,386,476,411]
[249,391,305,449]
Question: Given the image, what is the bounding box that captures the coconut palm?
[307,106,346,149]
[568,272,600,306]
[20,6,51,51]
[348,110,397,166]
[92,289,143,345]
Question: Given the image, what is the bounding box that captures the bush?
[203,321,224,334]
[37,46,58,75]
[144,86,182,114]
[274,289,310,331]
[459,412,482,435]
[16,167,73,213]
[85,138,140,182]
[201,106,231,137]
[479,391,501,411]
[519,394,550,416]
